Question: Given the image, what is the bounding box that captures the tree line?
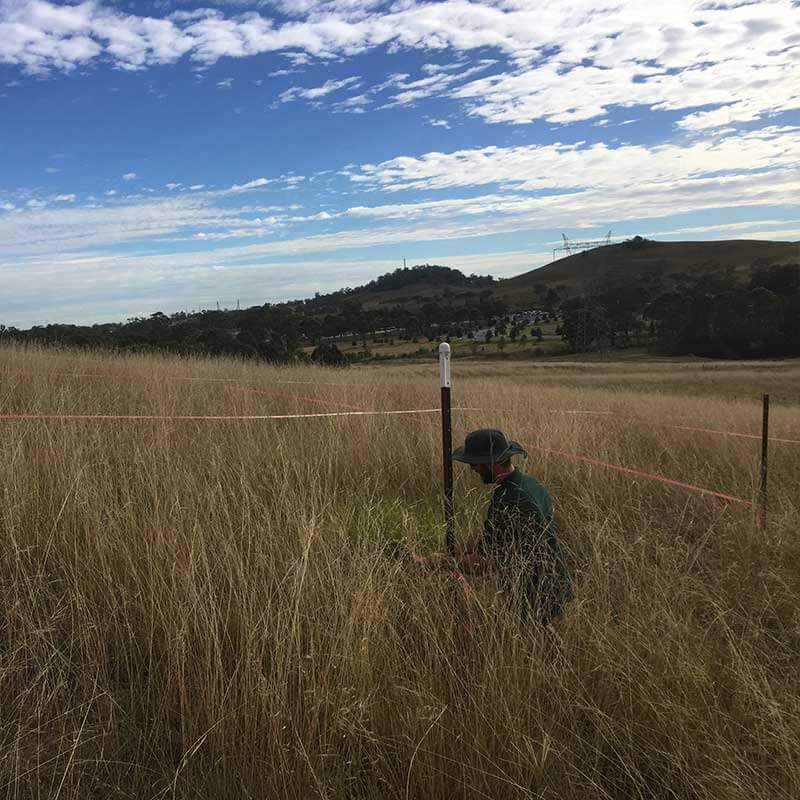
[0,265,506,364]
[559,257,800,358]
[5,254,798,363]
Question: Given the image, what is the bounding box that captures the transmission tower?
[552,230,617,261]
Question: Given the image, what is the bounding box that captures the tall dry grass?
[1,342,799,798]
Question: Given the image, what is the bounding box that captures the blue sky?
[1,0,799,326]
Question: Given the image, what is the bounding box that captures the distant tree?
[560,299,610,352]
[749,262,800,296]
[312,342,348,366]
[622,235,651,250]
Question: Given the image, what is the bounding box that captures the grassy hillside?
[317,239,799,314]
[2,343,800,797]
[498,238,800,302]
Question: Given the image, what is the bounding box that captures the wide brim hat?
[452,428,527,465]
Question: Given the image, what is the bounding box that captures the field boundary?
[543,408,800,446]
[0,408,480,422]
[523,442,753,506]
[0,368,778,509]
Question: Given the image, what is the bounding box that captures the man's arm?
[454,531,493,574]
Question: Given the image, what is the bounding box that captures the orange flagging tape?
[1,372,368,410]
[540,408,800,446]
[0,408,480,422]
[524,442,752,507]
[238,385,366,411]
[0,371,110,379]
[653,421,800,446]
[274,380,368,386]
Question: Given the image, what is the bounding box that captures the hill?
[5,238,798,362]
[497,238,800,306]
[333,263,496,311]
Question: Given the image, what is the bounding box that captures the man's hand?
[456,551,489,575]
[425,552,458,572]
[417,534,492,575]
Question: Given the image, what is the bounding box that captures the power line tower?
[552,230,617,261]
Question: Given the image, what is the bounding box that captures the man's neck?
[493,465,516,484]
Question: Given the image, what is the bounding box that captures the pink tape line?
[2,372,356,387]
[238,385,366,411]
[525,442,752,507]
[543,408,800,446]
[1,372,368,412]
[0,408,481,422]
[654,421,800,446]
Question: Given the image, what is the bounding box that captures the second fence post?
[439,342,455,555]
[757,393,770,530]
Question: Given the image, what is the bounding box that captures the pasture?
[1,343,799,799]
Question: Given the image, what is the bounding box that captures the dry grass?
[1,342,799,799]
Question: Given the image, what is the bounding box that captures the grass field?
[309,322,569,360]
[1,343,799,798]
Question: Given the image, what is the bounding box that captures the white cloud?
[421,60,466,75]
[104,189,117,196]
[0,202,16,211]
[226,176,272,193]
[280,75,360,103]
[122,171,137,180]
[0,195,249,255]
[377,60,497,108]
[8,126,799,265]
[2,0,796,131]
[347,126,800,198]
[332,92,370,112]
[216,77,233,88]
[642,219,800,240]
[52,193,76,202]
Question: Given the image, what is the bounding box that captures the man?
[451,428,573,624]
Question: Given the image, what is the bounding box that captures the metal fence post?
[439,342,455,555]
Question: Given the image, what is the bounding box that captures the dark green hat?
[452,429,527,465]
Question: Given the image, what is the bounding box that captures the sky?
[1,0,799,327]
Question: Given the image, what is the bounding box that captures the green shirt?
[479,468,573,622]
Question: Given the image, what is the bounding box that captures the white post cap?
[439,341,451,388]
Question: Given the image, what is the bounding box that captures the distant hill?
[7,238,799,362]
[333,263,496,311]
[497,238,800,305]
[326,239,800,312]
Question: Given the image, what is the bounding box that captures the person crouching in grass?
[451,429,573,625]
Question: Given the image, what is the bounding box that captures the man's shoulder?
[520,471,550,497]
[502,471,552,514]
